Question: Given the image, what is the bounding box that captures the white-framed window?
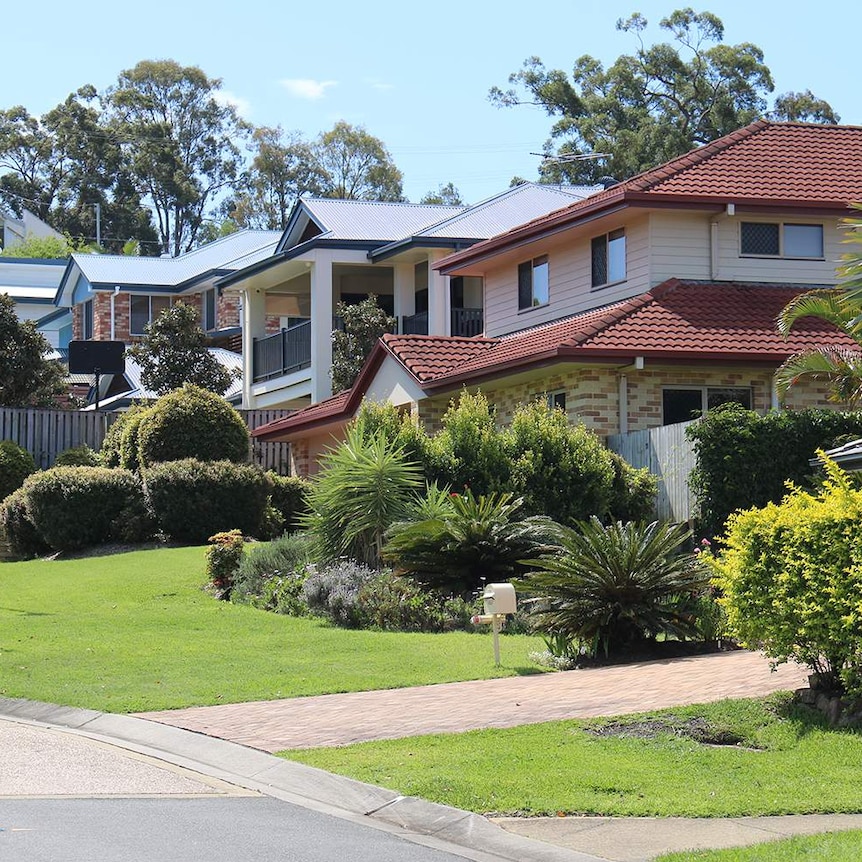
[130,295,172,335]
[518,255,549,310]
[203,288,216,331]
[662,386,752,426]
[591,228,626,288]
[740,222,824,259]
[82,299,94,340]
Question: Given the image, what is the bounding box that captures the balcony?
[252,321,311,383]
[451,307,483,338]
[401,311,428,335]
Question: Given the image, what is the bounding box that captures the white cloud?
[280,78,338,100]
[365,78,395,92]
[213,90,252,119]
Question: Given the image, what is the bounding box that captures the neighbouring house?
[53,229,282,348]
[0,208,64,252]
[217,183,600,410]
[0,257,71,348]
[253,120,862,476]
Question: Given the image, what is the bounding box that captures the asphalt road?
[1,797,470,862]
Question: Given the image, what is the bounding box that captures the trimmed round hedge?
[17,466,152,552]
[144,458,270,543]
[0,439,36,502]
[136,384,250,468]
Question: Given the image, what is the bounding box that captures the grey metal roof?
[299,199,466,242]
[815,438,862,470]
[71,230,281,288]
[419,183,601,240]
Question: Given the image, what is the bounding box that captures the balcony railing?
[401,311,428,335]
[451,307,483,338]
[252,321,311,383]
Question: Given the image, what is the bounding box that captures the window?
[130,295,171,335]
[662,387,752,425]
[203,288,216,331]
[518,255,549,310]
[740,222,823,259]
[82,300,94,340]
[546,391,566,411]
[591,229,626,287]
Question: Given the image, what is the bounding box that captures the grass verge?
[0,546,544,713]
[656,830,862,861]
[282,695,862,817]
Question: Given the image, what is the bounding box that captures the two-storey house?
[217,183,599,410]
[254,120,862,475]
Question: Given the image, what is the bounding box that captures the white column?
[241,288,267,408]
[310,256,334,402]
[393,263,414,330]
[428,250,451,336]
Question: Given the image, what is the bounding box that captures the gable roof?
[438,120,862,274]
[254,279,857,440]
[56,230,281,305]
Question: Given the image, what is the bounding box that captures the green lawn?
[0,546,544,713]
[283,696,862,818]
[656,830,862,861]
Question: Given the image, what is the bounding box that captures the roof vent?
[598,176,619,189]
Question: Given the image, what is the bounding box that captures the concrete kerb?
[0,697,603,862]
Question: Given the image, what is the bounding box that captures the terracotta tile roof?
[255,279,858,439]
[379,333,496,381]
[439,121,862,273]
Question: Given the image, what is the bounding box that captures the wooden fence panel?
[607,420,697,523]
[0,407,293,474]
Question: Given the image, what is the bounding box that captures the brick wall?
[218,292,240,328]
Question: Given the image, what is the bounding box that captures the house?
[0,257,71,348]
[252,120,862,476]
[217,183,600,410]
[53,229,282,348]
[0,209,64,252]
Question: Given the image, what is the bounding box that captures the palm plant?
[382,490,561,594]
[303,426,423,567]
[775,211,862,405]
[520,518,710,658]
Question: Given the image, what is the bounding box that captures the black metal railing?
[401,311,429,335]
[450,307,483,338]
[252,321,312,382]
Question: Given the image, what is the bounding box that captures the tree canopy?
[126,301,239,396]
[0,293,67,406]
[331,295,396,393]
[490,8,838,184]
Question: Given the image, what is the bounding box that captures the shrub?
[303,426,423,566]
[20,466,152,552]
[118,405,152,472]
[706,457,862,696]
[383,489,562,594]
[54,445,100,467]
[520,518,710,658]
[504,401,615,524]
[232,532,316,613]
[0,439,36,502]
[0,487,50,559]
[608,452,658,523]
[99,404,149,469]
[144,459,270,544]
[302,560,378,628]
[205,530,245,598]
[136,384,250,468]
[687,404,862,538]
[266,473,311,533]
[352,400,431,469]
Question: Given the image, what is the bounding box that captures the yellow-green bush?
[707,456,862,696]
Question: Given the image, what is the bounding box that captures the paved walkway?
[135,650,808,752]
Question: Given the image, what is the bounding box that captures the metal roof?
[298,199,466,242]
[70,230,282,288]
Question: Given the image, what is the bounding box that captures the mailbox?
[483,583,517,616]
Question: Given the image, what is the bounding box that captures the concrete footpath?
[4,652,862,861]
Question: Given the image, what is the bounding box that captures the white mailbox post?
[471,583,517,666]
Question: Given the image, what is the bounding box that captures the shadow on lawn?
[0,606,54,617]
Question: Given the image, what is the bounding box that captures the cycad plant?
[303,426,423,567]
[383,489,561,594]
[520,518,710,658]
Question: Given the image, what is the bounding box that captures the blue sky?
[6,1,853,207]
